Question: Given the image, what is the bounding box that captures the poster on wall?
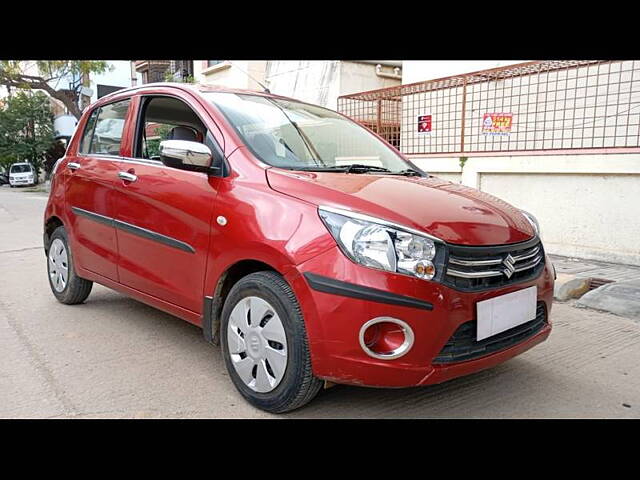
[417,114,432,134]
[482,113,512,135]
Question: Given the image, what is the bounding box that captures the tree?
[0,90,55,177]
[0,61,110,119]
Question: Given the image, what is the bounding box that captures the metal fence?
[337,60,640,156]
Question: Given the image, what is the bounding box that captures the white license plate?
[476,286,537,341]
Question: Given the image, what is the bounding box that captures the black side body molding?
[303,273,434,311]
[71,206,195,254]
[71,207,114,227]
[113,219,195,253]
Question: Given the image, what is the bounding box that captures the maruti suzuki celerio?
[44,83,554,413]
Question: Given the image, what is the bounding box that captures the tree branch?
[0,72,82,119]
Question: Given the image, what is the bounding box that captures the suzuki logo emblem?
[502,254,516,279]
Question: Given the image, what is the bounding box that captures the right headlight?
[318,206,442,281]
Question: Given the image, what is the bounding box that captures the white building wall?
[402,62,640,155]
[196,61,267,91]
[196,61,400,110]
[403,61,526,85]
[410,154,640,266]
[400,61,640,266]
[339,62,401,104]
[90,61,133,101]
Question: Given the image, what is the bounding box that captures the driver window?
[135,96,207,161]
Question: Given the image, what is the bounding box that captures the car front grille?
[443,237,545,291]
[433,302,547,364]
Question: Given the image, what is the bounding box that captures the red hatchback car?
[44,83,554,413]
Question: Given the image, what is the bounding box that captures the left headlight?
[520,210,541,237]
[319,207,440,280]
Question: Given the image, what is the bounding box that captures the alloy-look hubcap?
[48,238,69,293]
[227,296,288,393]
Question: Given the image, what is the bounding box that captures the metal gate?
[338,60,640,156]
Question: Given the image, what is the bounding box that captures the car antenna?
[227,61,271,93]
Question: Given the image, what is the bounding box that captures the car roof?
[95,82,301,105]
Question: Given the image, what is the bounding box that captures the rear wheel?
[220,271,322,413]
[47,226,93,304]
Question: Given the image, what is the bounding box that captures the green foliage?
[163,71,195,84]
[459,156,468,169]
[35,60,111,78]
[0,91,55,176]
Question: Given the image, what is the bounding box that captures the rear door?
[112,94,221,313]
[64,99,132,281]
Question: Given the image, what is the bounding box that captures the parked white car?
[9,163,37,187]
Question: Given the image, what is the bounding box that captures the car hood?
[266,169,535,246]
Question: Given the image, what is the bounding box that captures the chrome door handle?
[67,162,81,171]
[118,171,138,182]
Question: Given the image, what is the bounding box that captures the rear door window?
[80,99,131,156]
[79,109,99,154]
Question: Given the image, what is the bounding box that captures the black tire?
[46,226,93,305]
[220,271,322,413]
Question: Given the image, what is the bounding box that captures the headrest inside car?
[168,126,199,142]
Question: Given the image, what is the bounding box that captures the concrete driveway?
[1,186,639,418]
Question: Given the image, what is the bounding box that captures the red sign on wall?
[482,113,513,135]
[417,114,432,133]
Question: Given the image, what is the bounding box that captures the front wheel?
[220,271,322,413]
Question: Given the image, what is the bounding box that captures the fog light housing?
[359,317,414,360]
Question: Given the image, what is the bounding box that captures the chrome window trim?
[78,153,168,169]
[119,156,164,167]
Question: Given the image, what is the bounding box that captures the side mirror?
[159,140,212,172]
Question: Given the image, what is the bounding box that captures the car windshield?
[204,92,418,174]
[11,164,32,173]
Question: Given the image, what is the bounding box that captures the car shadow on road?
[81,286,553,419]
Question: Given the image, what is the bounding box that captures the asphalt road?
[1,185,639,418]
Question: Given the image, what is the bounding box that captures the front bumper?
[287,245,554,388]
[9,178,34,186]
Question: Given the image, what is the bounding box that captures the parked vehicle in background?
[43,83,554,413]
[9,162,37,187]
[0,171,9,186]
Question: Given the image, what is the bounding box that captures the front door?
[113,95,220,313]
[65,99,131,281]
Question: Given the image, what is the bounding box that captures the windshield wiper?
[344,164,392,174]
[289,165,423,175]
[292,166,350,172]
[392,168,424,177]
[294,164,391,174]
